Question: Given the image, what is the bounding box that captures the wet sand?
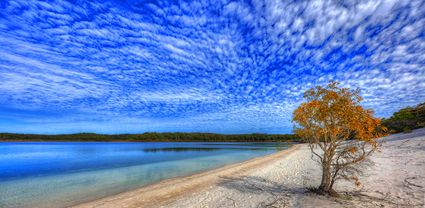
[74,144,302,208]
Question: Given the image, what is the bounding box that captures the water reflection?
[142,147,265,152]
[0,142,291,208]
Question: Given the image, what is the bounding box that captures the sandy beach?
[75,129,425,208]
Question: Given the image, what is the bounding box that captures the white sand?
[75,129,425,208]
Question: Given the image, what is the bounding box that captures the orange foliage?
[293,82,386,145]
[292,82,387,194]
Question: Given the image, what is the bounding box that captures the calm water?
[0,142,291,208]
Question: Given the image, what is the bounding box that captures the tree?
[292,82,386,196]
[382,102,425,133]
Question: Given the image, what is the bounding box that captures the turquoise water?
[0,142,291,208]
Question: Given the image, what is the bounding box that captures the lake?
[0,142,292,208]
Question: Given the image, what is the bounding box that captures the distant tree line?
[0,132,301,142]
[382,102,425,133]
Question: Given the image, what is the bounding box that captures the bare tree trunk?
[319,159,332,193]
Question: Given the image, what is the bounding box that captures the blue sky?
[0,0,424,134]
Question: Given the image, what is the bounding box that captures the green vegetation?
[0,132,300,142]
[382,102,425,133]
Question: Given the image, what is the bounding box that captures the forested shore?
[0,132,300,142]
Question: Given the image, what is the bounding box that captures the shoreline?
[73,144,302,208]
[74,129,425,208]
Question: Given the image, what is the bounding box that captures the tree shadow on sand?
[217,176,302,194]
[215,175,425,207]
[216,176,307,207]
